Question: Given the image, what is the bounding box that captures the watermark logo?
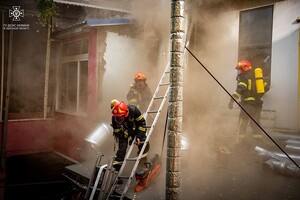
[3,6,29,30]
[9,6,24,21]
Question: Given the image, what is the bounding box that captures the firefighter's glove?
[129,138,143,145]
[135,138,141,145]
[228,99,234,110]
[136,136,146,145]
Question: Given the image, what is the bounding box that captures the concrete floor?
[1,132,300,200]
[127,132,300,200]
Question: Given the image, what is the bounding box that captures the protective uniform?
[228,60,268,139]
[127,72,152,113]
[111,101,149,162]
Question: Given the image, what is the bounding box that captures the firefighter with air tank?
[228,60,269,141]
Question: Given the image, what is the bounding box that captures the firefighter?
[127,72,152,113]
[228,60,268,140]
[111,100,150,162]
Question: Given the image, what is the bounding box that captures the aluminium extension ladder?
[106,62,171,199]
[85,63,171,200]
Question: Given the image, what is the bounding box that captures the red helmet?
[134,72,146,81]
[112,101,129,124]
[236,60,252,72]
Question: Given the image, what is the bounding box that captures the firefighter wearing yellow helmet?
[127,72,152,113]
[228,60,269,140]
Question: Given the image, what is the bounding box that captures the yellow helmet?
[110,99,120,109]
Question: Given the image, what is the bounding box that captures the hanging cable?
[185,46,300,169]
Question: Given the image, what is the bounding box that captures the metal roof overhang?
[86,18,133,26]
[53,0,131,13]
[52,18,134,39]
[52,0,133,39]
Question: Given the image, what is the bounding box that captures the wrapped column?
[166,0,185,199]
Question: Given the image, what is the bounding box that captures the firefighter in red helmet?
[111,101,150,162]
[228,60,268,141]
[127,72,152,113]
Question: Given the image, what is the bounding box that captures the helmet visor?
[114,116,125,124]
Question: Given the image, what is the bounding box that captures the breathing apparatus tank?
[254,68,265,94]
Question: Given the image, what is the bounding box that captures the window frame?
[238,5,274,85]
[56,41,89,116]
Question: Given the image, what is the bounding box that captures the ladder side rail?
[118,136,136,172]
[85,154,104,199]
[143,63,169,120]
[105,137,137,199]
[118,135,152,198]
[119,86,170,198]
[97,157,116,200]
[102,170,118,199]
[89,164,108,200]
[144,62,170,120]
[105,171,122,199]
[105,104,165,199]
[106,63,171,199]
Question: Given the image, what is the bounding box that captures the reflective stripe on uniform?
[233,91,241,98]
[244,97,255,101]
[238,82,247,88]
[138,126,146,132]
[124,130,128,138]
[248,79,252,90]
[114,128,121,133]
[129,99,137,103]
[135,115,143,121]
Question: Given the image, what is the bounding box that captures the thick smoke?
[80,0,171,166]
[88,0,241,187]
[81,1,285,199]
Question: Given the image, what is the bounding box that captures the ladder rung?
[159,83,170,86]
[165,71,170,74]
[147,110,158,114]
[145,125,152,128]
[119,176,130,180]
[109,194,122,198]
[126,158,137,161]
[154,96,166,100]
[90,186,100,191]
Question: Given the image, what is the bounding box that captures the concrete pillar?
[166,0,185,199]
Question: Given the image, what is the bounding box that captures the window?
[57,39,88,115]
[239,5,273,84]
